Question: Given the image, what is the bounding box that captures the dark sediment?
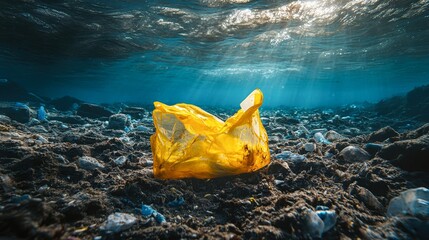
[1,86,429,239]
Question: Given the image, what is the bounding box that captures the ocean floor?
[1,86,429,239]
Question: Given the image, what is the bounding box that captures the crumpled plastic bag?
[150,89,270,179]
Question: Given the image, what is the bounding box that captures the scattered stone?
[50,96,82,111]
[107,114,130,130]
[364,143,384,155]
[49,115,86,124]
[324,130,344,142]
[304,143,315,152]
[78,156,105,170]
[0,114,11,124]
[267,161,291,175]
[404,123,429,139]
[121,106,146,119]
[368,126,399,142]
[0,102,31,123]
[378,135,429,171]
[339,146,371,162]
[113,156,127,166]
[77,103,113,119]
[100,212,137,233]
[349,184,383,212]
[314,132,330,144]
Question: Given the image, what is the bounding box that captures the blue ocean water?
[1,0,428,107]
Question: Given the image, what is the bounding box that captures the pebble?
[108,114,130,130]
[324,130,344,142]
[304,143,316,152]
[78,156,105,170]
[339,146,371,162]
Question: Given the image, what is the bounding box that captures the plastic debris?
[316,207,337,232]
[113,156,127,166]
[37,106,47,121]
[150,89,270,179]
[314,132,331,144]
[167,197,185,207]
[154,212,166,223]
[387,187,429,218]
[141,204,155,218]
[305,206,337,238]
[305,209,324,238]
[275,151,306,163]
[100,212,137,233]
[141,204,167,223]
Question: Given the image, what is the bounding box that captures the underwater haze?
[1,0,429,107]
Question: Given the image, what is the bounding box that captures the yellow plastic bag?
[150,89,270,179]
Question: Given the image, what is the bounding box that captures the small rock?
[0,102,31,123]
[368,126,399,142]
[304,143,316,152]
[134,125,152,133]
[49,115,85,124]
[50,96,83,111]
[267,161,291,175]
[101,212,137,233]
[350,184,383,212]
[364,143,384,155]
[77,103,113,119]
[378,135,429,171]
[107,114,130,130]
[339,146,371,162]
[0,174,14,193]
[113,156,127,166]
[78,156,105,170]
[121,106,146,119]
[0,115,11,124]
[325,130,344,142]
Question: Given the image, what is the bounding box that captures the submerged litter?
[100,212,137,233]
[275,151,306,163]
[387,187,429,218]
[314,132,331,144]
[305,206,337,238]
[141,204,166,223]
[150,89,270,179]
[37,106,47,121]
